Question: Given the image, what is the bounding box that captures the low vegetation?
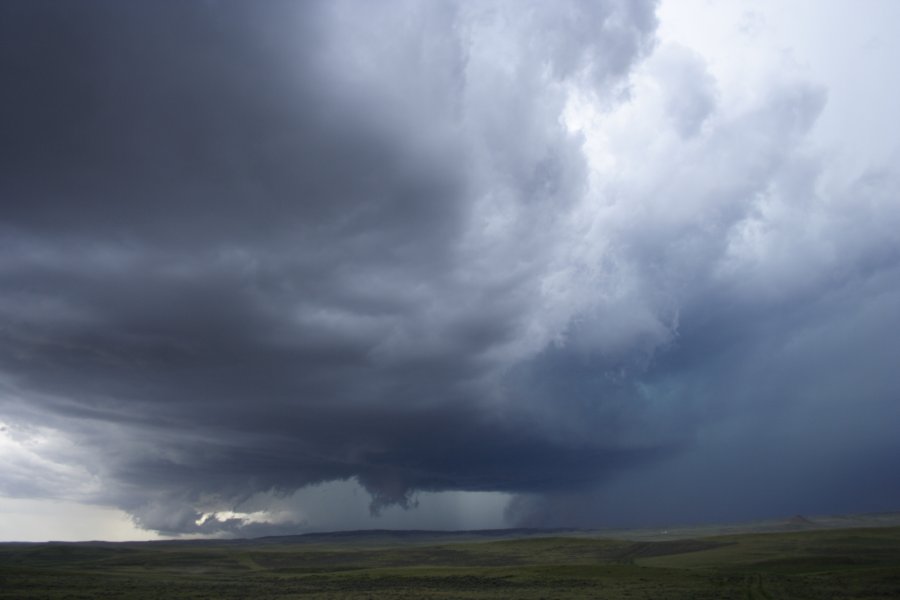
[2,526,900,598]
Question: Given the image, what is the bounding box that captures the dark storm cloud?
[0,0,669,532]
[4,0,900,536]
[0,0,467,261]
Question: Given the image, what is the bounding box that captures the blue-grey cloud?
[1,0,899,536]
[0,0,665,534]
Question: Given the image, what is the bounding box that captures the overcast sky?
[2,0,899,542]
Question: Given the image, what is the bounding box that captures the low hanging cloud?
[2,0,899,536]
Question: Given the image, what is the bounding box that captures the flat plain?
[2,520,900,599]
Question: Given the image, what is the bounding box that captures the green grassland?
[2,526,900,598]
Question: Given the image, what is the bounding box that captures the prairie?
[2,522,900,598]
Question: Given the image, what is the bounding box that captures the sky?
[1,0,899,541]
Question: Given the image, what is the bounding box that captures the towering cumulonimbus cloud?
[2,0,900,536]
[0,0,663,534]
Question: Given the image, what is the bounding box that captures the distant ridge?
[5,511,899,546]
[599,511,900,542]
[107,527,583,548]
[785,514,817,528]
[251,527,578,545]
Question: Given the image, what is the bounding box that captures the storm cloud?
[2,0,899,537]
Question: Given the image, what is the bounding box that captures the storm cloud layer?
[2,0,900,536]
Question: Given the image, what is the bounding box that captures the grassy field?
[2,526,900,598]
